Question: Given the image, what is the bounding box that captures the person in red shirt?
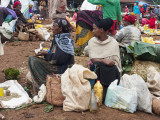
[140,5,145,18]
[139,18,150,26]
[149,13,157,29]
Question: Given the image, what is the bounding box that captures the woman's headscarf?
[124,14,136,24]
[13,1,21,9]
[54,18,71,33]
[94,18,113,31]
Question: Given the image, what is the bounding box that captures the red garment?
[108,20,117,35]
[149,18,157,29]
[140,8,145,14]
[13,1,21,9]
[141,18,150,26]
[125,8,129,13]
[124,14,136,24]
[72,12,77,22]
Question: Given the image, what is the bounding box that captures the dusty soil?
[0,39,160,120]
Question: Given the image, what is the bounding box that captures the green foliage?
[152,0,160,5]
[4,68,20,80]
[120,46,135,73]
[74,48,84,56]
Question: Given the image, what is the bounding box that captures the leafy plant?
[4,68,20,80]
[151,0,160,5]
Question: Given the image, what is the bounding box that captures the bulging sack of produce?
[105,80,138,113]
[121,74,152,113]
[147,66,160,97]
[61,64,97,112]
[46,74,64,106]
[152,98,160,115]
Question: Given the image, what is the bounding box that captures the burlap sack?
[147,67,160,97]
[129,60,160,82]
[152,98,160,115]
[46,75,64,106]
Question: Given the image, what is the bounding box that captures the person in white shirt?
[116,14,141,44]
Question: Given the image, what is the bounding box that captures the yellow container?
[0,88,4,97]
[93,80,103,106]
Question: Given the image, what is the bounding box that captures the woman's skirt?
[76,10,103,46]
[90,61,120,103]
[28,56,58,91]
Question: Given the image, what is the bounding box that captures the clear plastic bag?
[105,80,138,113]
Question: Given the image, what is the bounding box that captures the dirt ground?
[0,38,160,119]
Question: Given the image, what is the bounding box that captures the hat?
[124,14,136,24]
[13,1,21,9]
[136,1,139,3]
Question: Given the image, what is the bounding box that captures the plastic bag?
[5,15,13,23]
[105,80,137,113]
[0,38,4,55]
[9,19,18,32]
[120,74,152,113]
[33,84,46,103]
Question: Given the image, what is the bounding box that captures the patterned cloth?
[55,18,71,33]
[28,56,58,91]
[54,33,74,56]
[76,10,102,46]
[116,25,141,44]
[76,10,103,28]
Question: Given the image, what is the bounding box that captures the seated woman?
[149,13,157,29]
[13,1,34,32]
[116,14,141,44]
[139,18,150,27]
[28,18,74,91]
[0,7,17,26]
[88,18,122,103]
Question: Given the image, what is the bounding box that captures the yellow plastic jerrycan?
[93,80,103,106]
[0,88,4,97]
